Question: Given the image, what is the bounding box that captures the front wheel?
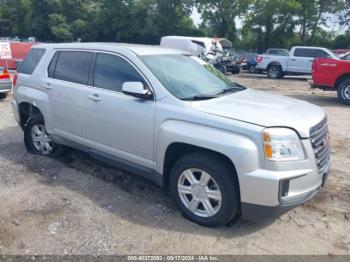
[24,114,66,157]
[337,78,350,105]
[169,152,240,227]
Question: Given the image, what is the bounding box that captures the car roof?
[293,46,328,49]
[33,42,189,56]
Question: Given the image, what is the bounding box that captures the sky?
[191,8,244,29]
[191,8,347,35]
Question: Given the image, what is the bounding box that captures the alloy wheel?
[31,124,53,155]
[342,85,350,100]
[177,168,222,218]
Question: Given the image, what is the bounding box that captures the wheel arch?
[18,102,44,130]
[267,62,282,69]
[335,73,350,90]
[162,142,240,198]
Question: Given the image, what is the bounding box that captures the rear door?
[45,50,93,140]
[288,48,314,73]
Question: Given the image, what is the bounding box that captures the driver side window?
[93,53,145,92]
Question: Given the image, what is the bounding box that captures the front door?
[85,53,155,169]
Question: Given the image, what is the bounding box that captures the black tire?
[24,114,66,158]
[249,65,256,74]
[169,152,240,227]
[267,65,282,79]
[0,93,8,100]
[337,78,350,105]
[232,68,240,74]
[218,65,226,74]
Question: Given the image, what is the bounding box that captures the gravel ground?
[0,73,349,255]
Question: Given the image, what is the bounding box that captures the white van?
[160,36,232,56]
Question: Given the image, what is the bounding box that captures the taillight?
[256,56,263,63]
[13,73,18,86]
[0,69,10,80]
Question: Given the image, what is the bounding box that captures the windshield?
[141,54,244,100]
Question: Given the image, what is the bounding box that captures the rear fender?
[15,86,53,132]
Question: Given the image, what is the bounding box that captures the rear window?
[50,51,93,85]
[18,49,45,75]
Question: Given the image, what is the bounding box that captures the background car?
[240,52,259,73]
[0,66,11,99]
[340,52,350,60]
[335,49,350,56]
[257,46,338,79]
[311,56,350,105]
[0,42,37,71]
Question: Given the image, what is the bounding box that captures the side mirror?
[122,82,153,100]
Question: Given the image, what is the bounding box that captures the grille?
[310,118,330,175]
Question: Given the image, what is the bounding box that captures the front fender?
[156,120,262,178]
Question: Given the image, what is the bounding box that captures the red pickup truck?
[311,57,350,105]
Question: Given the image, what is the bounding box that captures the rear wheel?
[249,65,256,73]
[24,114,66,157]
[169,152,240,227]
[267,65,282,79]
[337,78,350,105]
[0,93,8,100]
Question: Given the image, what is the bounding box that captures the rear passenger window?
[53,51,92,85]
[294,48,313,58]
[93,53,145,92]
[18,49,45,75]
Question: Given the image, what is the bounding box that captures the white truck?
[256,46,338,79]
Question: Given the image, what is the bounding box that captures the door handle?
[43,83,53,90]
[290,59,296,61]
[88,94,102,102]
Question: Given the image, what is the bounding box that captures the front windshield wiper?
[215,85,246,96]
[181,94,219,101]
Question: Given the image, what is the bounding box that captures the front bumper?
[0,80,12,93]
[239,134,331,221]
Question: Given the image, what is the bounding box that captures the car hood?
[190,89,325,138]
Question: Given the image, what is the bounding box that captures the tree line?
[0,0,349,52]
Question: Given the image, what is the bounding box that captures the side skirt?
[89,148,164,187]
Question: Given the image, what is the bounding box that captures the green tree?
[99,0,199,44]
[196,0,250,42]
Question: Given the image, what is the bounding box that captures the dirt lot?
[0,73,349,255]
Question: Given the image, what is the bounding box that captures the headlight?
[262,128,305,161]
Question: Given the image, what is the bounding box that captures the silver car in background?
[12,43,331,227]
[0,66,12,100]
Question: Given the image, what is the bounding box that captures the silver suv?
[12,43,331,227]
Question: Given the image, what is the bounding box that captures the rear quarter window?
[18,49,45,75]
